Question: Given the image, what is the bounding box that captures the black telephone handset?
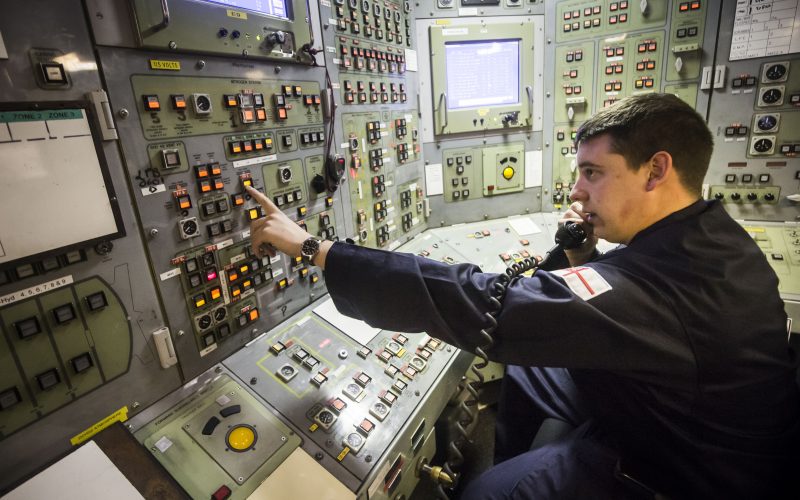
[438,221,590,498]
[555,221,588,250]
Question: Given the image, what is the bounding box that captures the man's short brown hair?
[574,93,713,194]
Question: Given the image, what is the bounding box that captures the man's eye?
[583,169,594,178]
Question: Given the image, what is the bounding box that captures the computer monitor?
[445,40,520,110]
[0,102,124,269]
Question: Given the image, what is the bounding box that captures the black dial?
[731,192,741,201]
[757,115,778,131]
[765,64,786,81]
[198,315,212,329]
[317,410,334,424]
[213,307,227,321]
[753,138,773,153]
[194,95,211,112]
[181,219,198,235]
[761,88,782,104]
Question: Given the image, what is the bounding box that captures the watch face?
[302,238,320,259]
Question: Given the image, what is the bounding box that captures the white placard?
[4,441,143,500]
[404,48,418,72]
[313,298,381,346]
[525,150,543,188]
[0,31,8,59]
[0,275,73,306]
[425,163,444,196]
[730,0,800,60]
[507,217,542,236]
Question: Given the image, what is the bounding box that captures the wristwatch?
[300,237,321,265]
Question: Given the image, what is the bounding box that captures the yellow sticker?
[477,108,489,117]
[149,60,181,71]
[435,19,451,25]
[70,406,129,446]
[227,9,247,19]
[337,447,351,461]
[743,227,765,233]
[309,423,319,432]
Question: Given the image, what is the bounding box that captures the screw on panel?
[131,401,141,409]
[169,41,177,49]
[118,108,129,118]
[178,330,185,336]
[275,66,282,74]
[149,228,159,237]
[315,452,324,460]
[250,377,258,385]
[196,60,205,69]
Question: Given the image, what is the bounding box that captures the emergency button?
[502,166,515,180]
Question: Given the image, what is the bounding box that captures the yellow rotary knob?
[502,166,515,180]
[226,424,257,452]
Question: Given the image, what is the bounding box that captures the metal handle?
[438,92,448,131]
[153,0,171,31]
[525,85,533,122]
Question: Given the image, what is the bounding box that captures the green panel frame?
[429,19,536,135]
[130,0,314,63]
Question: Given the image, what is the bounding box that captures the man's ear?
[645,151,672,191]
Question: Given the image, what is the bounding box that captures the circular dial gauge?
[761,88,782,104]
[765,64,786,81]
[753,138,773,153]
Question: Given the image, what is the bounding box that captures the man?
[246,94,799,498]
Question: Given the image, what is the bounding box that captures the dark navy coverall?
[324,200,800,499]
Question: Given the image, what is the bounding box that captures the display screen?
[445,39,520,110]
[0,104,124,268]
[197,0,289,20]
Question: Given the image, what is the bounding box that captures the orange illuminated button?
[232,193,245,206]
[200,180,212,193]
[241,108,255,123]
[691,1,700,9]
[210,163,222,176]
[171,94,187,110]
[248,309,259,321]
[256,108,267,121]
[283,85,293,95]
[225,95,238,108]
[277,278,288,290]
[195,164,210,178]
[228,269,239,281]
[254,139,264,150]
[299,267,309,278]
[177,195,192,210]
[239,264,250,275]
[679,2,689,10]
[243,140,254,152]
[230,142,243,154]
[213,178,225,190]
[277,108,288,120]
[294,86,302,96]
[314,95,321,105]
[648,42,657,51]
[242,279,252,290]
[304,95,313,106]
[241,177,253,188]
[210,287,222,300]
[231,285,242,297]
[142,95,160,111]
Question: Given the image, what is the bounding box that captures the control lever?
[266,30,286,46]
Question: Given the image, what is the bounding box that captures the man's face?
[569,134,652,244]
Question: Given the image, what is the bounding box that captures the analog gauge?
[317,410,334,424]
[761,88,782,104]
[757,115,778,131]
[753,138,773,153]
[213,307,227,322]
[181,219,198,235]
[373,402,388,415]
[193,94,211,113]
[765,64,786,81]
[281,365,295,376]
[198,315,212,329]
[346,433,363,448]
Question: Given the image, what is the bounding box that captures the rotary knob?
[267,31,287,46]
[730,192,741,201]
[747,192,758,201]
[764,192,775,202]
[714,192,724,200]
